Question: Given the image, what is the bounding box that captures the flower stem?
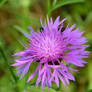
[0,47,18,82]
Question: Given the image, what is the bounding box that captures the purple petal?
[24,33,31,39]
[11,60,31,66]
[57,72,67,86]
[40,18,43,27]
[16,64,23,69]
[55,73,59,87]
[12,50,30,56]
[42,71,46,90]
[27,64,40,82]
[47,15,49,25]
[19,61,32,79]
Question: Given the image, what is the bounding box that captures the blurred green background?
[0,0,92,92]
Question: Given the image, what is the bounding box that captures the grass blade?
[48,0,84,15]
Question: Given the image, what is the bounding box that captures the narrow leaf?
[48,0,84,14]
[14,25,29,34]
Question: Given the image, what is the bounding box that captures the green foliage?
[23,86,56,92]
[14,25,28,34]
[0,0,6,7]
[88,59,92,90]
[48,0,85,17]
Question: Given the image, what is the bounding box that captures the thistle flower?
[11,16,89,90]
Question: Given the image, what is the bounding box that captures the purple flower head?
[11,16,89,90]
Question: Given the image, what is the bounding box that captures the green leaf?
[0,0,6,7]
[23,86,56,92]
[14,25,29,34]
[48,0,84,15]
[52,0,57,6]
[88,60,92,90]
[85,12,92,26]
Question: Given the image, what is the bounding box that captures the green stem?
[0,47,18,82]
